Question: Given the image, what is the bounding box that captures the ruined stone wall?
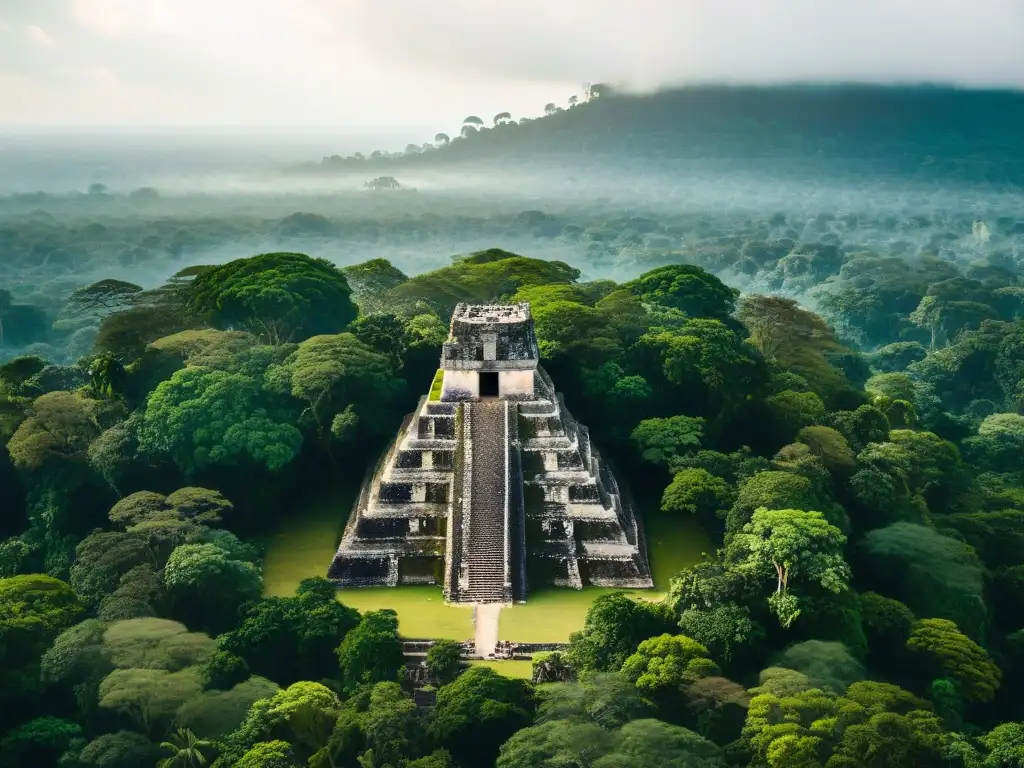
[499,370,534,396]
[441,370,478,400]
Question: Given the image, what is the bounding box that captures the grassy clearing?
[498,507,711,643]
[339,586,474,640]
[261,477,711,646]
[470,659,535,679]
[643,507,713,592]
[498,587,629,643]
[260,484,474,640]
[261,486,352,597]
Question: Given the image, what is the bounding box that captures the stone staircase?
[459,401,511,603]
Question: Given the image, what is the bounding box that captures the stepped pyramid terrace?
[328,302,653,603]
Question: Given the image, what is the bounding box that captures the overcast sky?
[2,0,1023,129]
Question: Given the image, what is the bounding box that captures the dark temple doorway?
[479,371,499,397]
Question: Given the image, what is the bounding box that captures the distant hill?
[299,85,1024,187]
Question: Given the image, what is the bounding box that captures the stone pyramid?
[328,302,653,602]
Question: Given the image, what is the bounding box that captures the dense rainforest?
[298,84,1024,188]
[2,84,1024,767]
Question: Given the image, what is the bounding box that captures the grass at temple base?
[260,484,474,640]
[497,508,710,643]
[470,660,535,679]
[261,481,710,645]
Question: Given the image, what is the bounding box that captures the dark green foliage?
[69,531,150,608]
[0,575,84,726]
[726,470,820,534]
[348,313,408,365]
[0,716,81,768]
[962,412,1024,473]
[202,649,251,690]
[497,716,727,768]
[860,523,987,641]
[140,365,304,476]
[215,681,339,765]
[827,710,950,768]
[631,415,704,468]
[336,609,405,693]
[941,509,1024,570]
[220,577,360,685]
[264,332,403,450]
[186,252,357,344]
[356,682,427,768]
[860,591,915,669]
[341,259,408,314]
[773,640,864,694]
[678,603,761,667]
[536,673,653,729]
[425,639,464,685]
[789,588,868,660]
[762,389,825,446]
[431,667,536,768]
[625,264,739,318]
[94,304,197,363]
[566,592,677,672]
[824,404,890,453]
[163,543,262,634]
[661,467,734,535]
[63,730,162,768]
[0,355,48,390]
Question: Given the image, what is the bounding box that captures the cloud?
[25,24,56,47]
[344,0,1024,89]
[0,0,1021,127]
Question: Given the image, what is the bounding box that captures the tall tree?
[431,667,535,768]
[905,618,1001,703]
[566,592,676,672]
[336,609,404,694]
[186,252,357,344]
[140,366,303,476]
[626,264,738,319]
[163,544,262,634]
[220,577,360,685]
[272,331,401,441]
[6,391,104,471]
[0,574,84,725]
[725,508,850,627]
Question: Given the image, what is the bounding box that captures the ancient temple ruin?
[328,302,653,602]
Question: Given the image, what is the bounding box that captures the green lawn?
[260,485,474,640]
[643,506,713,592]
[497,510,710,643]
[498,587,634,643]
[261,480,711,646]
[261,486,352,598]
[471,660,535,679]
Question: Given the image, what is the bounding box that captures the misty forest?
[3,84,1024,768]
